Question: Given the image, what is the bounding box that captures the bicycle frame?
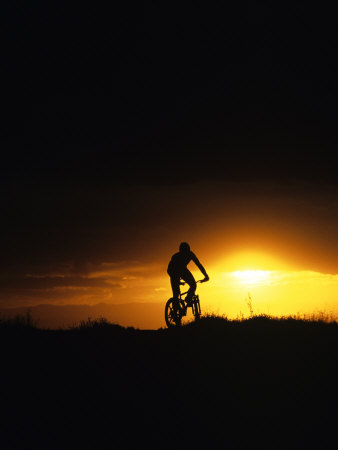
[179,279,204,299]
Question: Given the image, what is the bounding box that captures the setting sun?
[233,270,271,285]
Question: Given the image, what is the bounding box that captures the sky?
[1,3,337,326]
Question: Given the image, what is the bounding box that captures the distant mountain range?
[0,302,165,330]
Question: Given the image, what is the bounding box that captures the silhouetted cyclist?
[167,242,209,307]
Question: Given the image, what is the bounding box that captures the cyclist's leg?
[181,269,196,305]
[169,273,180,308]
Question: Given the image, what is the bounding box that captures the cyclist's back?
[167,250,196,275]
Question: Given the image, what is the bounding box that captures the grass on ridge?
[70,317,135,332]
[182,311,338,332]
[0,309,38,329]
[0,309,337,332]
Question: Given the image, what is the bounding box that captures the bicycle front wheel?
[165,298,182,327]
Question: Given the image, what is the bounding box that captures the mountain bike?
[165,280,206,327]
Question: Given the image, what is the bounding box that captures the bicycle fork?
[192,295,201,317]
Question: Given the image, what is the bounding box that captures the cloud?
[0,274,122,290]
[270,271,338,287]
[218,270,338,288]
[0,259,168,308]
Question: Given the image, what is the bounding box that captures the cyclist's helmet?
[179,242,190,253]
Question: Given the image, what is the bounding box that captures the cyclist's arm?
[191,253,209,279]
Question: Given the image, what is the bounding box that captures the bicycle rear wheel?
[165,298,182,327]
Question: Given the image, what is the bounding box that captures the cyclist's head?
[179,242,190,253]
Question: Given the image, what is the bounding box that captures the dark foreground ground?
[1,316,337,450]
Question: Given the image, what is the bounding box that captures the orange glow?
[211,251,294,272]
[183,251,338,322]
[3,250,338,329]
